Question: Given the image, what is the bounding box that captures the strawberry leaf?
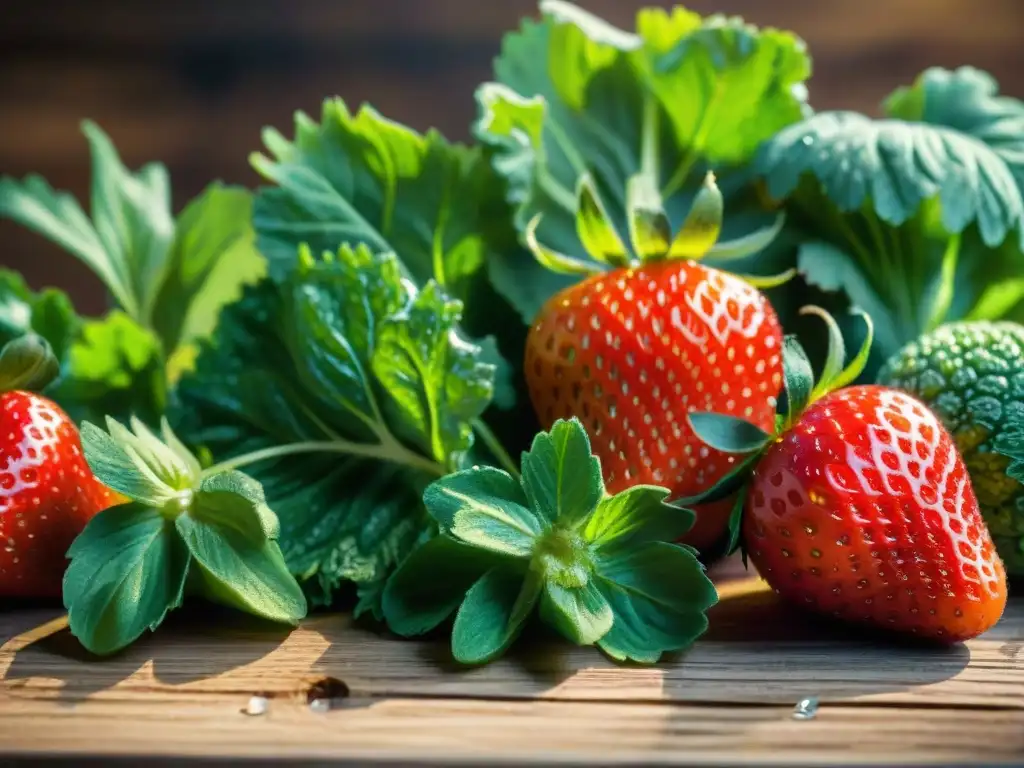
[781,335,814,420]
[594,542,718,663]
[383,417,717,665]
[723,485,747,558]
[452,566,539,665]
[381,534,504,637]
[175,473,307,624]
[0,270,78,363]
[64,503,190,656]
[687,412,773,454]
[174,249,498,606]
[475,1,810,322]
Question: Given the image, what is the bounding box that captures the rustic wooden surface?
[0,559,1021,766]
[4,0,1024,316]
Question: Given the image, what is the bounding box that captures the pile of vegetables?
[1,0,1022,664]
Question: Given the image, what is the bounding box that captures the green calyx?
[525,170,788,288]
[381,417,718,666]
[66,416,307,656]
[0,334,60,394]
[683,305,875,557]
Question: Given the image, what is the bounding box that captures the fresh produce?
[383,418,716,664]
[0,335,121,598]
[1,0,1017,660]
[689,309,1008,642]
[67,414,306,655]
[523,174,786,551]
[878,320,1024,575]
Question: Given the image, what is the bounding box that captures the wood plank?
[2,579,1022,710]
[0,695,1022,765]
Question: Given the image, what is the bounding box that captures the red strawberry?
[688,309,1008,642]
[745,385,1007,642]
[526,260,783,549]
[522,173,786,552]
[0,337,122,599]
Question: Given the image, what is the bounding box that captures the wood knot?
[305,675,350,705]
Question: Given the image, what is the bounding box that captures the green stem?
[472,418,521,480]
[200,438,447,480]
[640,93,659,182]
[925,233,961,332]
[539,173,578,216]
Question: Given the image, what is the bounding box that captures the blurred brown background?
[3,0,1023,316]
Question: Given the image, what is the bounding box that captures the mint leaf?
[64,503,189,656]
[595,542,717,663]
[475,1,810,321]
[150,183,265,372]
[451,566,538,665]
[521,417,602,527]
[424,467,542,558]
[176,472,306,624]
[174,249,497,604]
[382,534,503,636]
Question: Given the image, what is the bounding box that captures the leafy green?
[475,0,810,322]
[64,503,190,657]
[66,417,306,655]
[0,334,60,394]
[1,122,265,420]
[0,269,77,362]
[382,418,717,665]
[756,70,1024,377]
[173,246,498,607]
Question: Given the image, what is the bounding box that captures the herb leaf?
[174,249,497,605]
[64,503,190,656]
[452,566,539,665]
[176,473,306,624]
[475,1,810,321]
[594,542,718,663]
[384,418,717,665]
[382,534,504,636]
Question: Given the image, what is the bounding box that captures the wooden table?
[1,560,1022,767]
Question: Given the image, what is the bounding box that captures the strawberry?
[0,336,121,598]
[688,308,1007,642]
[523,172,787,552]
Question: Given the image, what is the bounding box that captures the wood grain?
[0,576,1022,765]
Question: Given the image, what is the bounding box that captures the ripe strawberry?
[0,338,122,598]
[523,173,786,551]
[745,385,1007,642]
[688,308,1007,642]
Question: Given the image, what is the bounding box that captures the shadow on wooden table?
[0,601,293,706]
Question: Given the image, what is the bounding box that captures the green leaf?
[723,485,747,557]
[0,334,59,393]
[176,473,307,624]
[0,270,78,363]
[520,418,602,527]
[781,335,814,420]
[966,278,1024,322]
[48,311,166,426]
[79,421,178,508]
[382,534,504,636]
[594,542,717,663]
[626,172,671,259]
[583,485,694,552]
[540,577,613,646]
[475,2,811,322]
[423,468,542,558]
[451,565,539,665]
[672,449,760,507]
[668,171,723,259]
[150,183,266,367]
[687,412,773,454]
[64,503,190,656]
[0,174,132,315]
[884,66,1024,199]
[252,100,497,303]
[800,306,875,396]
[575,173,628,264]
[373,282,495,463]
[173,252,497,604]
